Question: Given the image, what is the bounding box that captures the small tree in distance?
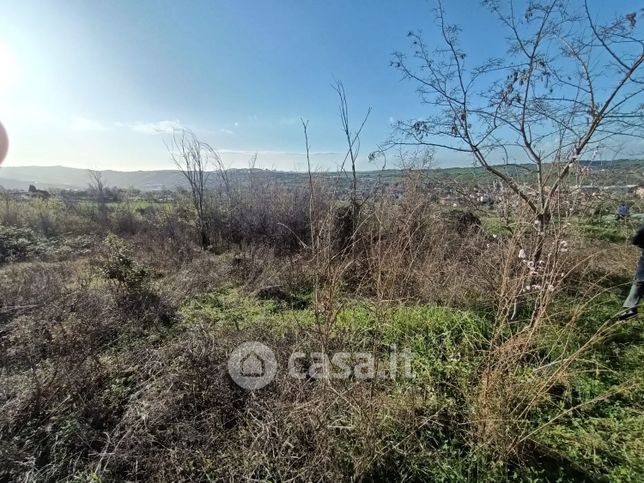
[334,81,371,253]
[392,0,643,244]
[168,128,224,250]
[88,169,108,225]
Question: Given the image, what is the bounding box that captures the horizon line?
[1,158,641,174]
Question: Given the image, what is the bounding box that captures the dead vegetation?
[0,162,641,481]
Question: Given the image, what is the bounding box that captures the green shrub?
[0,226,39,262]
[98,234,149,294]
[579,217,637,243]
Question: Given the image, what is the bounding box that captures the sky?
[0,0,640,172]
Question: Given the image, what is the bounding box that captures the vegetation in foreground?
[0,173,642,482]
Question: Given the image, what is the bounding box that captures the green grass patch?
[177,286,315,334]
[578,216,639,243]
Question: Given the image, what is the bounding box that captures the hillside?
[0,166,186,191]
[1,159,643,191]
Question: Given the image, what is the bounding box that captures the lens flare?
[0,121,8,164]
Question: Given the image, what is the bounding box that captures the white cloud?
[220,128,235,135]
[117,119,184,134]
[71,117,108,132]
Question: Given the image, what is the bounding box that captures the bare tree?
[334,81,371,247]
[168,129,223,249]
[88,169,107,225]
[392,0,643,247]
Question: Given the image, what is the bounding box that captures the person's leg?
[620,250,644,319]
[623,280,644,309]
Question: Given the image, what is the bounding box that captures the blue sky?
[0,0,639,171]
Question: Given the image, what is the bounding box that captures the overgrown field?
[0,185,642,482]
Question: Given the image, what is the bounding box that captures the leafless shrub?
[88,170,108,228]
[168,128,227,249]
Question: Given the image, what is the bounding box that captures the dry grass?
[0,178,642,481]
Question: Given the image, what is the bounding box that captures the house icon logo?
[240,351,265,376]
[228,341,277,390]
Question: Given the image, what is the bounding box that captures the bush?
[98,234,150,294]
[0,226,40,262]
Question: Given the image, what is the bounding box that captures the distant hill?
[1,159,643,191]
[0,165,336,191]
[0,166,186,191]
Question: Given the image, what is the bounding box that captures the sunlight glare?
[0,42,20,94]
